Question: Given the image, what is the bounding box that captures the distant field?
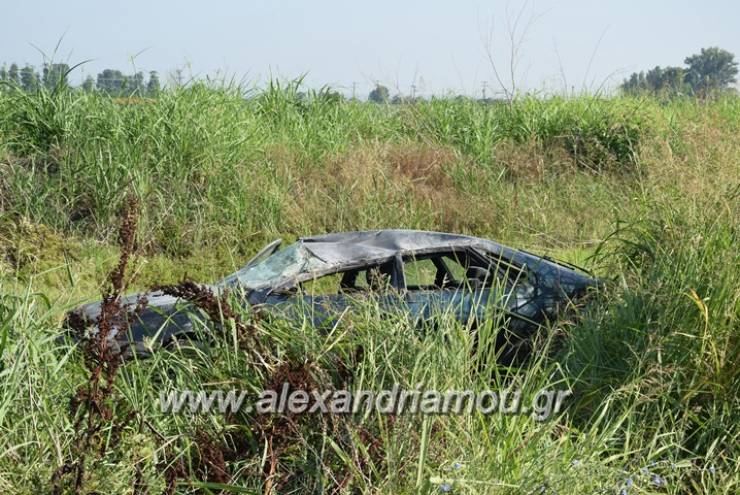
[0,84,738,493]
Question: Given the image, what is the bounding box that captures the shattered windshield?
[219,242,325,289]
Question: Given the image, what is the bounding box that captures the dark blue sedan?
[67,230,597,358]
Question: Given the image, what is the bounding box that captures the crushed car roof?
[220,229,576,291]
[299,230,488,265]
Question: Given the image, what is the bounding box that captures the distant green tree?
[623,71,647,94]
[621,47,737,97]
[20,65,39,92]
[659,66,688,94]
[146,71,160,96]
[622,66,688,96]
[42,63,70,90]
[391,94,419,104]
[684,47,738,96]
[97,69,127,95]
[0,65,7,82]
[131,71,145,95]
[644,66,666,91]
[8,63,20,86]
[368,84,389,103]
[81,75,95,92]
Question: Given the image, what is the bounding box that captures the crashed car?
[66,230,597,358]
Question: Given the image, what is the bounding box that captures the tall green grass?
[0,82,665,258]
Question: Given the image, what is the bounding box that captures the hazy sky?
[4,0,739,97]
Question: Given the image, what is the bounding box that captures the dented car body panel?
[67,230,597,356]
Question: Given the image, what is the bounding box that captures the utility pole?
[482,81,487,100]
[352,81,356,100]
[411,83,416,99]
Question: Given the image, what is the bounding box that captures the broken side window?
[298,261,396,296]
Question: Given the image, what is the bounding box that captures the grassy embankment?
[0,82,738,493]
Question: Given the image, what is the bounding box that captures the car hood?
[65,288,214,357]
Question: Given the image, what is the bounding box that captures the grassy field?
[0,82,738,493]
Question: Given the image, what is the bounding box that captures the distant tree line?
[0,62,161,96]
[367,83,508,104]
[2,49,736,101]
[367,84,426,104]
[622,47,738,97]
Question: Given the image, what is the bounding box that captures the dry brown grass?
[493,139,579,180]
[270,139,625,239]
[386,143,456,190]
[641,109,740,199]
[276,143,458,233]
[319,143,473,232]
